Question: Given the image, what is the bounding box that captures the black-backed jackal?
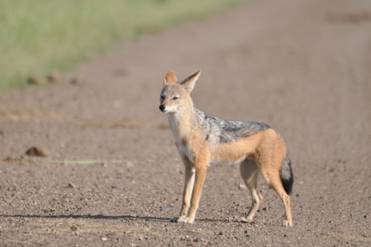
[159,70,294,226]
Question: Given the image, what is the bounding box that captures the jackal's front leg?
[175,146,210,224]
[176,156,195,222]
[182,165,207,223]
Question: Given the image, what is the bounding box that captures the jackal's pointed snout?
[159,104,165,112]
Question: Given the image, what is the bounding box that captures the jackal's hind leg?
[269,174,293,227]
[240,159,262,223]
[258,149,293,226]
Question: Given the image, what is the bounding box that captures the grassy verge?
[0,0,239,90]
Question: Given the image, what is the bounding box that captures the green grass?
[0,0,239,90]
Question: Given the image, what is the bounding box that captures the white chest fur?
[168,113,194,162]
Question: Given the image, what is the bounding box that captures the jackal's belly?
[211,132,264,162]
[212,143,249,162]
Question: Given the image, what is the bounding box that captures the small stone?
[66,183,76,189]
[101,236,108,241]
[46,71,63,83]
[3,156,13,162]
[69,75,83,85]
[27,75,45,85]
[328,167,335,173]
[218,231,223,236]
[70,225,78,231]
[25,147,48,157]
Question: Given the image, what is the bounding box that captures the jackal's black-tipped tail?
[280,159,294,195]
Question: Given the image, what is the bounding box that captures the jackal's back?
[194,109,270,144]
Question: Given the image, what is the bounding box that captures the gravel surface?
[0,0,370,246]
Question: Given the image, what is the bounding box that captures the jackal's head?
[159,70,201,113]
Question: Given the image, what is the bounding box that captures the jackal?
[159,70,294,226]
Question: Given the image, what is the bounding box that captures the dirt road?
[1,0,371,246]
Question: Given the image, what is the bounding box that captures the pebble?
[25,146,48,157]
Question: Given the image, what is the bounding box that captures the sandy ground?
[0,0,371,246]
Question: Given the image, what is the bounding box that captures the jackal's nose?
[159,105,165,112]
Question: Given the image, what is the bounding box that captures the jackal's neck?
[167,104,197,138]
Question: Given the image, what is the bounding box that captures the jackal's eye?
[160,95,165,101]
[172,96,179,100]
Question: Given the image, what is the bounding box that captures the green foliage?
[0,0,239,90]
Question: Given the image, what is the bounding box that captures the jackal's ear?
[179,70,201,93]
[164,70,177,85]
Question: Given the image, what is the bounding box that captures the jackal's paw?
[175,215,194,224]
[283,219,293,227]
[176,215,188,223]
[240,216,254,223]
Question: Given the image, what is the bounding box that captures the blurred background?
[0,0,370,246]
[0,0,238,90]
